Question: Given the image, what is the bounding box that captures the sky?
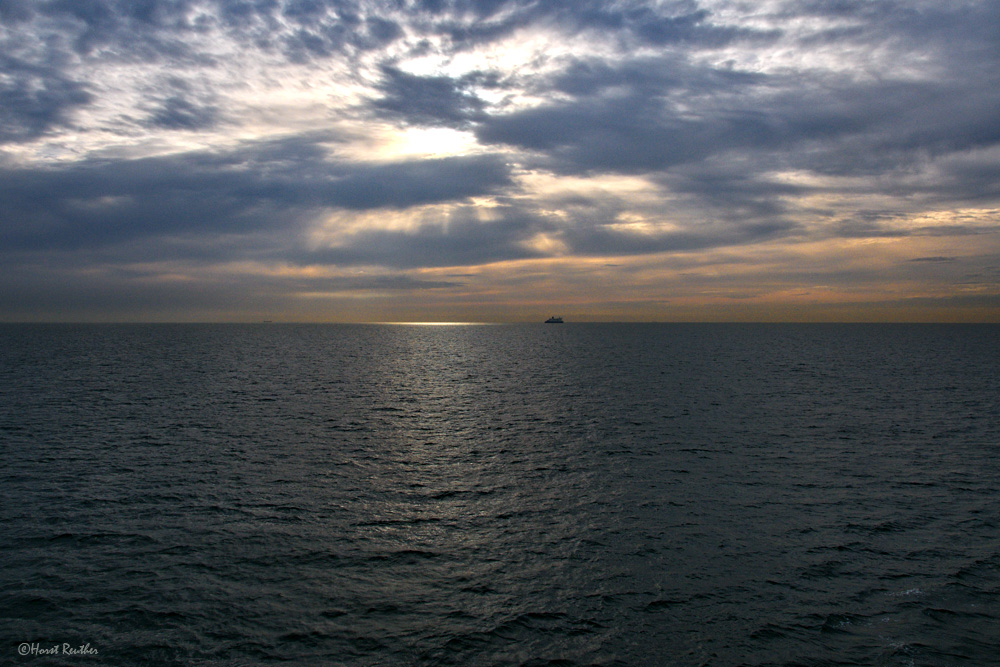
[2,0,999,322]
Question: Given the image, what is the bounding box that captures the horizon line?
[2,320,999,325]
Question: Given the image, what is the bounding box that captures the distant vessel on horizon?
[544,316,564,323]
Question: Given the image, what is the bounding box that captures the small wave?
[3,594,62,615]
[644,598,685,612]
[888,587,924,597]
[277,629,327,646]
[427,487,496,500]
[353,517,443,527]
[798,559,847,580]
[922,606,995,621]
[366,549,441,564]
[45,531,159,547]
[819,612,871,633]
[460,583,495,594]
[748,622,790,639]
[877,638,922,667]
[482,611,604,643]
[845,519,908,534]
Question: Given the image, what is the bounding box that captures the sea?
[1,323,998,666]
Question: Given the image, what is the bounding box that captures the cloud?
[0,54,92,142]
[907,256,956,263]
[475,51,1000,185]
[144,93,220,130]
[562,219,799,258]
[372,66,487,128]
[833,217,989,240]
[39,0,201,59]
[0,134,512,254]
[280,11,404,61]
[1,0,999,320]
[422,0,776,53]
[304,205,546,268]
[0,0,34,23]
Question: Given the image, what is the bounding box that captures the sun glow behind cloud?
[378,127,479,159]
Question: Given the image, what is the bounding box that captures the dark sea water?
[2,323,998,666]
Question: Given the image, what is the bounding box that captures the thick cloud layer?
[1,137,512,250]
[1,0,998,320]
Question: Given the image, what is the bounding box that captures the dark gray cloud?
[280,13,404,61]
[476,57,1000,182]
[0,254,461,320]
[660,162,806,223]
[475,89,787,174]
[0,135,512,253]
[925,153,1000,206]
[303,205,546,268]
[4,0,392,68]
[562,219,800,258]
[139,75,222,131]
[830,209,993,240]
[0,0,34,23]
[549,54,759,98]
[372,66,487,128]
[422,0,776,52]
[145,95,220,130]
[0,54,92,142]
[9,0,774,66]
[40,0,201,60]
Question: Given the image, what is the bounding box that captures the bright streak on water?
[381,321,496,326]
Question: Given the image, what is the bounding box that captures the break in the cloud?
[1,0,998,321]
